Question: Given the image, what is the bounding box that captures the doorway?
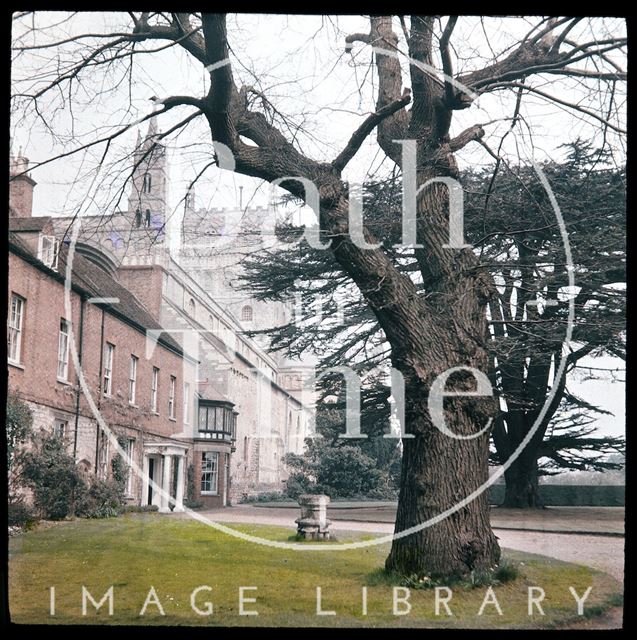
[147,457,155,505]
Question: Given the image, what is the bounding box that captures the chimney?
[9,151,36,218]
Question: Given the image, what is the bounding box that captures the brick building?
[8,121,315,508]
[8,215,196,511]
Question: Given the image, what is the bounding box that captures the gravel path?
[493,529,625,584]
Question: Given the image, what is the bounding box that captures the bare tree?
[11,13,626,578]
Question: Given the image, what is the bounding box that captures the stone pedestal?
[295,494,332,540]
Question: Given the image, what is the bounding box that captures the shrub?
[6,392,34,468]
[21,434,84,520]
[8,500,37,528]
[183,499,204,509]
[285,437,394,500]
[74,478,125,519]
[7,393,34,503]
[121,504,159,513]
[285,472,314,500]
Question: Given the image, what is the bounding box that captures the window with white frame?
[183,382,191,424]
[151,367,159,413]
[8,294,25,363]
[54,418,68,439]
[169,375,176,419]
[103,343,115,395]
[38,235,59,270]
[201,451,219,494]
[57,319,70,380]
[129,355,138,404]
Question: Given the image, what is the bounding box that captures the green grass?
[9,513,622,628]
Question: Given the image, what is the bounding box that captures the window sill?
[151,411,160,416]
[169,417,176,422]
[201,492,219,496]
[57,378,72,386]
[129,402,138,408]
[8,360,24,370]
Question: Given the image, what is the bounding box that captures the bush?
[21,434,84,520]
[7,392,34,504]
[183,499,204,509]
[8,500,37,528]
[285,436,395,500]
[74,478,125,519]
[285,472,314,500]
[253,491,289,503]
[121,504,159,513]
[316,447,385,497]
[6,392,34,468]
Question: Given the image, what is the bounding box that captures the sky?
[10,13,626,438]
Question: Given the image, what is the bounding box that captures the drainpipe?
[72,295,86,460]
[95,307,106,474]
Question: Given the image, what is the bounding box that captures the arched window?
[241,305,253,321]
[143,173,152,193]
[209,314,215,332]
[187,297,196,317]
[134,209,142,228]
[145,209,151,227]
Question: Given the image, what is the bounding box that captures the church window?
[241,305,253,322]
[143,173,152,193]
[145,209,151,227]
[134,209,142,227]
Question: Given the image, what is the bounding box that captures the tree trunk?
[370,172,502,578]
[385,398,500,577]
[502,452,543,508]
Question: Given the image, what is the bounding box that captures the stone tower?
[50,116,170,271]
[128,116,168,232]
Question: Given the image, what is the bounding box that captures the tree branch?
[487,82,626,134]
[332,94,412,172]
[449,124,484,152]
[439,16,458,106]
[344,32,371,52]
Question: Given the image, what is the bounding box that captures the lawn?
[8,513,623,628]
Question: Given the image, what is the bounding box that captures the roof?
[197,380,234,405]
[8,216,52,232]
[8,231,184,356]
